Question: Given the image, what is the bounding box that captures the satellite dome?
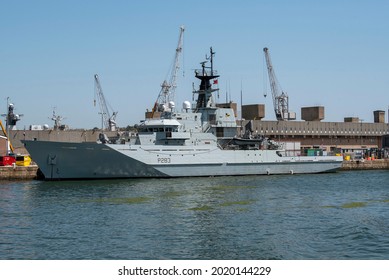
[168,101,175,109]
[183,101,191,110]
[159,104,166,111]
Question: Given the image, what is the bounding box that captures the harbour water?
[1,170,389,260]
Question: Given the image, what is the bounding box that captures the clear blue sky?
[1,0,388,129]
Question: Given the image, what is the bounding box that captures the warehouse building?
[240,104,389,158]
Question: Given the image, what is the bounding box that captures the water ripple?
[1,171,389,259]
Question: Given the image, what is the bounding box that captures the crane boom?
[94,74,118,131]
[151,25,185,117]
[263,47,291,121]
[0,120,14,153]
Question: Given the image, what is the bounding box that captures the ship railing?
[217,120,237,127]
[195,69,218,77]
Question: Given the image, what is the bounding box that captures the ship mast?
[193,47,219,109]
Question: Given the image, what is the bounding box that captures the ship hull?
[22,140,343,180]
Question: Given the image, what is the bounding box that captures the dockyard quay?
[1,159,388,180]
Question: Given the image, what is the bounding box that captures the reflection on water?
[1,170,389,259]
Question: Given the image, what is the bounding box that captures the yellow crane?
[0,120,14,154]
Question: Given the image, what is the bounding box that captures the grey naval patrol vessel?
[22,48,343,180]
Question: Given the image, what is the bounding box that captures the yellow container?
[16,155,32,166]
[344,155,351,161]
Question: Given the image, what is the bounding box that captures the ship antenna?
[206,47,215,76]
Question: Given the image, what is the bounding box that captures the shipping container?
[0,156,16,166]
[16,155,32,166]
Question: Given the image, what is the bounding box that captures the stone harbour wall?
[0,165,39,180]
[341,159,389,170]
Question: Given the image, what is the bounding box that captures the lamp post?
[6,98,10,155]
[360,119,364,158]
[1,97,11,155]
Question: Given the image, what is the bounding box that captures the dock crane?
[150,25,185,117]
[50,107,66,130]
[263,47,295,121]
[0,120,14,154]
[94,74,118,131]
[1,99,23,154]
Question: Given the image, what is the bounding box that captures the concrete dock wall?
[9,129,120,154]
[341,159,389,170]
[0,165,39,180]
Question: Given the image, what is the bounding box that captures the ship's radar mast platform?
[193,47,220,109]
